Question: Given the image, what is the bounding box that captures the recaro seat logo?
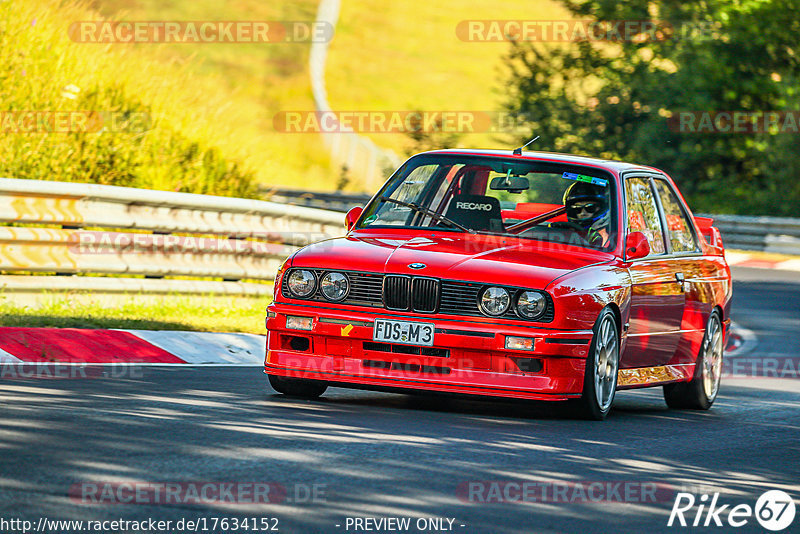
[455,202,493,211]
[668,490,796,530]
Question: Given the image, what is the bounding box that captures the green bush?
[0,0,257,198]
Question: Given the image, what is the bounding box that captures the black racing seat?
[443,194,504,232]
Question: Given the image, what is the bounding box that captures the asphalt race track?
[1,266,798,534]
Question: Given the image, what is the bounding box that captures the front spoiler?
[265,303,591,401]
[265,355,583,401]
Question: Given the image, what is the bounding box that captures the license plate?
[373,319,435,347]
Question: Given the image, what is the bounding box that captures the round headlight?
[287,269,316,297]
[479,286,510,316]
[321,272,349,301]
[517,291,546,319]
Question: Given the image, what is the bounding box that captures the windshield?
[358,154,617,251]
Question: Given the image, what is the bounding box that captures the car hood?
[290,231,614,289]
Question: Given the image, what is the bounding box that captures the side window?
[624,177,667,256]
[653,180,699,253]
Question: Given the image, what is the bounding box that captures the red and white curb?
[119,330,265,365]
[0,328,265,365]
[726,251,800,271]
[725,321,757,358]
[1,347,22,364]
[0,321,756,365]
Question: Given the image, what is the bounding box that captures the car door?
[621,175,686,368]
[650,178,707,366]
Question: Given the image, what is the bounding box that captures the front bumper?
[265,302,592,401]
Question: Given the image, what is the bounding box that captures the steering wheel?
[545,220,600,246]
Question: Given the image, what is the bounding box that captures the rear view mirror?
[489,176,529,192]
[345,206,363,231]
[625,231,651,261]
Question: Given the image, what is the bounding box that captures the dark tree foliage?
[502,0,800,215]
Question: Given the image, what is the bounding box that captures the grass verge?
[0,292,270,334]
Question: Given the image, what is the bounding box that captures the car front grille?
[439,281,481,316]
[347,272,385,307]
[412,277,439,313]
[383,275,411,310]
[382,275,440,313]
[281,269,553,322]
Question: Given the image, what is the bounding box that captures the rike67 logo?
[668,490,796,531]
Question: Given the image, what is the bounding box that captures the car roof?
[418,148,664,175]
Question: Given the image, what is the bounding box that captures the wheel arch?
[605,302,623,338]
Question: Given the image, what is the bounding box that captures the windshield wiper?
[378,196,476,234]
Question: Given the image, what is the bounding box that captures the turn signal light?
[286,315,313,331]
[505,336,535,351]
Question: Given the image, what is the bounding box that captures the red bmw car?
[265,149,731,419]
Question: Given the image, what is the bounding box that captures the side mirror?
[345,206,363,231]
[625,231,651,261]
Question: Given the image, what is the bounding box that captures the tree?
[502,0,800,215]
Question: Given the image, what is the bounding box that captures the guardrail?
[701,214,800,255]
[261,187,372,213]
[0,178,344,296]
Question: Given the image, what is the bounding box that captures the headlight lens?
[479,286,510,316]
[320,271,349,301]
[287,269,316,297]
[516,291,547,319]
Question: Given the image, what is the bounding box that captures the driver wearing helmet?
[562,181,611,247]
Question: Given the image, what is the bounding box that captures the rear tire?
[570,308,619,420]
[663,311,723,410]
[268,374,328,399]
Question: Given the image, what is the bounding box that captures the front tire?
[268,374,328,399]
[663,311,723,410]
[571,308,619,420]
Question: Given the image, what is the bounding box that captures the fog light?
[505,336,535,351]
[286,315,313,331]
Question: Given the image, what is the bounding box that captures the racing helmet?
[563,181,609,231]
